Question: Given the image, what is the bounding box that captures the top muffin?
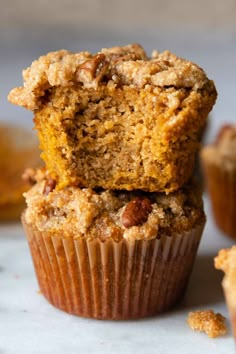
[8,44,217,192]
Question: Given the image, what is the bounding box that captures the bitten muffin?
[22,171,205,319]
[9,44,217,193]
[0,123,41,221]
[201,124,236,239]
[215,246,236,340]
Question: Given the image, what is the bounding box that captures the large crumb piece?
[187,310,227,338]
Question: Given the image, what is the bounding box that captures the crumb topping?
[8,43,211,110]
[187,310,227,338]
[23,174,204,241]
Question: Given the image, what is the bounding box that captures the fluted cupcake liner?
[202,159,236,239]
[22,214,204,320]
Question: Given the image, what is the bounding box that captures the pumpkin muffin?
[9,44,217,193]
[0,123,41,221]
[22,172,205,319]
[201,124,236,239]
[215,246,236,339]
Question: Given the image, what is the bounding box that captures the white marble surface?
[0,27,236,353]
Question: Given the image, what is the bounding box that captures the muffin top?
[201,124,236,165]
[8,43,215,110]
[215,246,236,309]
[23,169,205,241]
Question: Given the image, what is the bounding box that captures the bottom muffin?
[215,246,236,340]
[22,173,205,319]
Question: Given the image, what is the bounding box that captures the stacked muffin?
[8,44,217,319]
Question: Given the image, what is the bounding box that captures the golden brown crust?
[187,310,227,338]
[8,44,213,111]
[23,176,205,241]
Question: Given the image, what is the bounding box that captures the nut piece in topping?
[187,310,227,338]
[77,54,109,88]
[122,197,152,228]
[43,178,56,195]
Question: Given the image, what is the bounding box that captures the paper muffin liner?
[22,214,204,320]
[202,158,236,239]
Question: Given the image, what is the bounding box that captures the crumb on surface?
[187,310,227,338]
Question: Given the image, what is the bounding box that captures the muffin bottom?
[22,214,204,320]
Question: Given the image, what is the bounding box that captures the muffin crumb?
[187,310,227,338]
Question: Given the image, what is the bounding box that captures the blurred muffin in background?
[0,123,41,221]
[215,246,236,339]
[201,124,236,239]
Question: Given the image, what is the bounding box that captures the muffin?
[215,246,236,339]
[8,44,217,193]
[201,124,236,239]
[0,123,41,221]
[21,172,205,319]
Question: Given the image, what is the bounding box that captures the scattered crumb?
[187,310,227,338]
[37,290,42,295]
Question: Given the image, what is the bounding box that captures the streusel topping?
[23,172,205,241]
[9,43,211,110]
